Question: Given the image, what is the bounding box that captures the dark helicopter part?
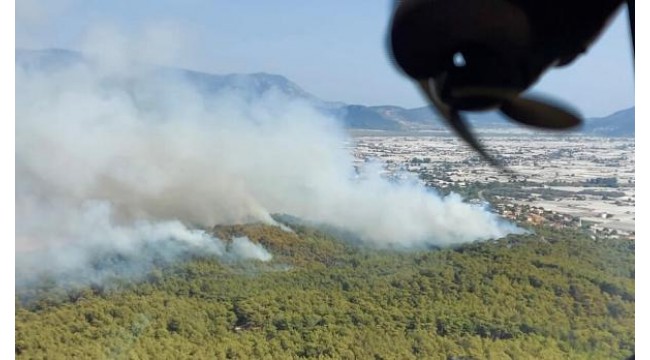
[500,96,582,129]
[627,0,634,53]
[417,79,506,169]
[417,81,582,169]
[389,0,626,169]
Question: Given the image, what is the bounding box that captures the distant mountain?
[16,48,83,72]
[178,69,323,104]
[16,48,634,137]
[582,107,634,137]
[16,48,323,104]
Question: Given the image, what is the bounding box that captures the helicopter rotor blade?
[416,79,508,171]
[499,95,582,129]
[449,87,582,130]
[416,79,452,119]
[447,110,508,170]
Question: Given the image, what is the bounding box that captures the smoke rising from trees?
[16,27,521,284]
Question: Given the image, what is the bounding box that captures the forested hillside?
[16,223,634,359]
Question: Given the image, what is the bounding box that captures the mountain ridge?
[16,48,634,137]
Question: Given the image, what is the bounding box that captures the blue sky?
[16,0,634,117]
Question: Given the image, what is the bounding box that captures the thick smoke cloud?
[16,200,271,287]
[16,29,521,284]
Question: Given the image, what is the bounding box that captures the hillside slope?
[16,223,634,359]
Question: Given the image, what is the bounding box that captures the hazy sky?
[16,0,634,117]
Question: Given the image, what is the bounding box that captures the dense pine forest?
[16,222,634,359]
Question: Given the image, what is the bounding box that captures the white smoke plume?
[15,199,272,287]
[16,27,522,285]
[230,237,273,262]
